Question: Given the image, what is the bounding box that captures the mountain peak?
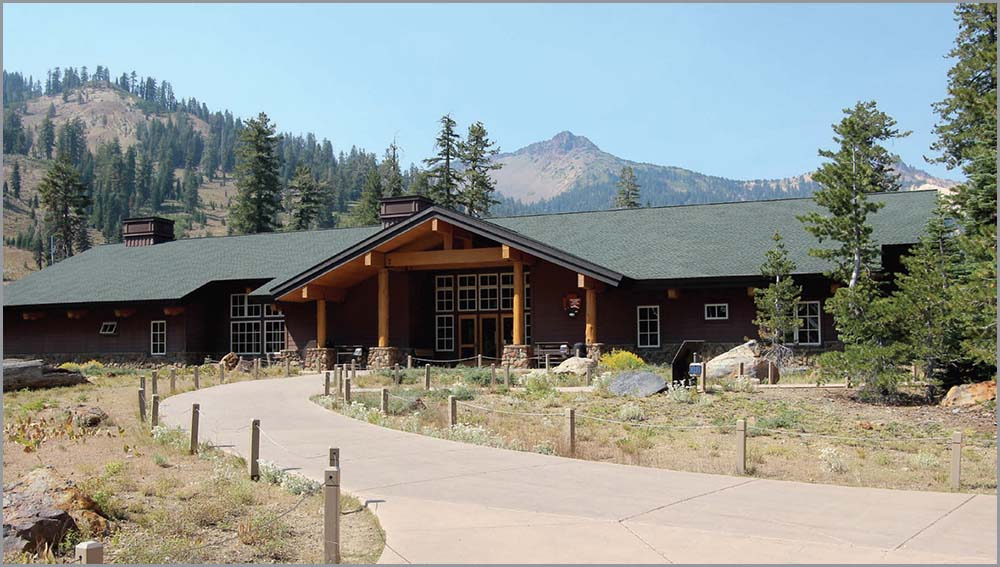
[513,131,600,157]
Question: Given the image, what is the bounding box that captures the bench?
[533,342,573,366]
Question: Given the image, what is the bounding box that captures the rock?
[220,351,239,371]
[69,406,108,428]
[705,341,779,384]
[3,360,88,392]
[940,381,997,408]
[2,468,110,554]
[551,356,596,376]
[608,371,668,397]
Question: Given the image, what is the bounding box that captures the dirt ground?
[3,367,384,564]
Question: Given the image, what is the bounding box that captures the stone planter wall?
[368,346,404,370]
[585,343,606,361]
[304,348,336,371]
[501,344,532,368]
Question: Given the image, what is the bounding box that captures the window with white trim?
[457,274,477,312]
[525,311,532,345]
[435,314,455,351]
[478,273,499,311]
[264,320,286,353]
[435,275,454,312]
[500,273,514,310]
[231,320,261,355]
[264,304,283,318]
[231,294,261,319]
[794,301,821,345]
[636,305,660,348]
[99,321,118,336]
[524,271,532,311]
[704,303,729,320]
[150,320,166,355]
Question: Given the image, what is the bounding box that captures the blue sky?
[3,3,961,180]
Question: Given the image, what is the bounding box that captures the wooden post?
[324,466,341,564]
[317,299,328,349]
[477,354,483,368]
[394,363,401,384]
[75,540,103,564]
[378,268,389,348]
[219,362,226,384]
[337,365,344,394]
[767,362,775,385]
[325,371,331,397]
[137,388,146,422]
[350,364,357,383]
[250,419,260,481]
[344,377,351,405]
[407,355,413,369]
[151,394,160,427]
[140,374,146,392]
[736,419,747,475]
[170,368,177,394]
[950,431,963,491]
[254,358,261,380]
[545,354,551,373]
[424,364,431,390]
[585,287,597,345]
[586,365,593,386]
[490,364,497,388]
[329,447,340,468]
[738,362,744,378]
[193,366,200,389]
[285,358,291,377]
[698,362,706,393]
[190,403,200,454]
[565,407,576,456]
[513,260,525,344]
[504,364,511,388]
[151,370,158,396]
[448,395,457,427]
[381,388,389,414]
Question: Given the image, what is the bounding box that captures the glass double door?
[458,314,514,360]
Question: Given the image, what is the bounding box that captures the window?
[435,315,455,351]
[636,305,660,348]
[524,311,532,345]
[230,320,261,355]
[478,273,499,311]
[457,274,477,312]
[264,320,286,353]
[264,304,283,318]
[500,273,514,310]
[99,321,118,336]
[231,294,261,319]
[704,303,729,320]
[150,320,166,356]
[524,271,532,311]
[435,275,454,312]
[794,301,821,345]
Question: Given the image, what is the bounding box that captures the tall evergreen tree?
[349,167,383,227]
[289,165,323,230]
[39,115,56,160]
[614,166,640,208]
[381,142,404,197]
[37,158,91,260]
[753,232,802,348]
[457,122,503,217]
[424,114,462,208]
[230,112,283,234]
[11,160,22,199]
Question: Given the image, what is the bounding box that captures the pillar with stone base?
[367,346,404,370]
[502,344,532,369]
[586,343,606,361]
[305,348,336,371]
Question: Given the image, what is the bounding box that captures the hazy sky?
[3,3,962,180]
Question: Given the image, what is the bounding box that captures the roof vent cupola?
[379,195,434,228]
[122,217,175,247]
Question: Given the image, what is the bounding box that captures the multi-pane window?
[478,274,499,311]
[231,320,262,355]
[524,311,532,345]
[264,304,283,318]
[636,305,660,348]
[231,294,261,319]
[264,320,286,353]
[457,274,477,312]
[150,320,166,355]
[704,303,729,320]
[500,273,514,310]
[524,272,532,311]
[99,321,118,336]
[435,315,455,351]
[435,276,454,312]
[794,301,821,345]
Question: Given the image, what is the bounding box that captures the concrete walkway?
[161,373,997,564]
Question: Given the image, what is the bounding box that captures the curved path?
[162,374,996,564]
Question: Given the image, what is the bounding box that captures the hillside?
[491,131,959,214]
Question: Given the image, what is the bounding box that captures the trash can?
[573,342,585,358]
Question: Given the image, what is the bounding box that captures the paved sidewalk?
[161,373,997,564]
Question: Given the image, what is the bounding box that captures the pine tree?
[614,166,640,208]
[11,160,22,199]
[37,158,91,260]
[424,114,462,208]
[457,122,503,217]
[289,165,323,230]
[230,112,283,234]
[349,167,383,227]
[181,168,200,213]
[39,115,56,160]
[753,232,802,347]
[381,142,404,197]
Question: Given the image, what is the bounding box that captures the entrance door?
[459,315,477,359]
[480,315,500,360]
[501,314,514,347]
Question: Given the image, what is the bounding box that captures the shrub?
[524,373,554,397]
[256,460,322,496]
[618,403,646,422]
[599,349,645,371]
[817,344,909,404]
[819,446,847,474]
[666,382,696,404]
[757,407,802,430]
[533,441,556,455]
[151,425,189,450]
[448,383,475,401]
[721,376,756,393]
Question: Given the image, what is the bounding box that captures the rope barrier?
[747,425,952,443]
[412,355,480,364]
[258,428,327,460]
[576,414,728,430]
[455,400,563,418]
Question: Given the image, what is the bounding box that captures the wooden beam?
[385,247,504,268]
[513,261,525,345]
[301,285,346,302]
[501,245,524,262]
[577,273,605,292]
[432,219,454,250]
[317,299,327,348]
[378,268,389,348]
[364,252,385,267]
[585,287,597,345]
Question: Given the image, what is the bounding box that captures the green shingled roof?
[488,190,938,281]
[4,190,937,307]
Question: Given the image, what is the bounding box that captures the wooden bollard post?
[504,364,511,388]
[151,394,160,427]
[344,378,352,405]
[193,366,200,389]
[381,388,389,414]
[329,447,340,468]
[394,363,401,384]
[448,395,457,427]
[767,362,775,385]
[324,466,341,564]
[490,364,497,388]
[189,404,200,454]
[151,370,158,396]
[219,363,226,384]
[254,358,261,380]
[170,368,177,394]
[698,363,706,393]
[337,365,344,394]
[75,540,104,564]
[350,364,357,384]
[250,419,260,481]
[138,388,147,422]
[325,371,331,397]
[477,354,483,368]
[565,407,576,456]
[545,354,551,373]
[140,374,146,392]
[407,355,413,369]
[424,364,431,390]
[586,365,593,386]
[736,418,747,475]
[738,362,744,378]
[950,431,963,491]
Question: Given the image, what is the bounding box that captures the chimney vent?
[379,196,434,228]
[122,217,175,247]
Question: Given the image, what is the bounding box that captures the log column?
[585,287,597,344]
[317,299,327,347]
[378,268,389,347]
[513,260,524,345]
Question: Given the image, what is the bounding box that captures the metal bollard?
[324,466,341,564]
[565,407,576,456]
[344,378,351,405]
[950,431,963,491]
[736,418,747,474]
[190,404,200,454]
[75,540,103,564]
[193,366,200,389]
[151,394,160,427]
[381,388,389,414]
[325,371,331,397]
[448,395,457,427]
[170,368,177,394]
[250,419,260,480]
[138,388,147,422]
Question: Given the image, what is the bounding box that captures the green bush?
[817,344,910,404]
[599,349,645,371]
[618,403,646,422]
[524,373,555,398]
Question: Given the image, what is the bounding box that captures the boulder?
[940,381,997,408]
[3,360,88,392]
[69,405,109,428]
[2,468,110,554]
[608,371,668,397]
[551,356,596,376]
[705,341,779,384]
[220,351,240,371]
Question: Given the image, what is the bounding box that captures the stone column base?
[501,344,532,369]
[305,348,336,371]
[368,346,404,370]
[586,343,606,361]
